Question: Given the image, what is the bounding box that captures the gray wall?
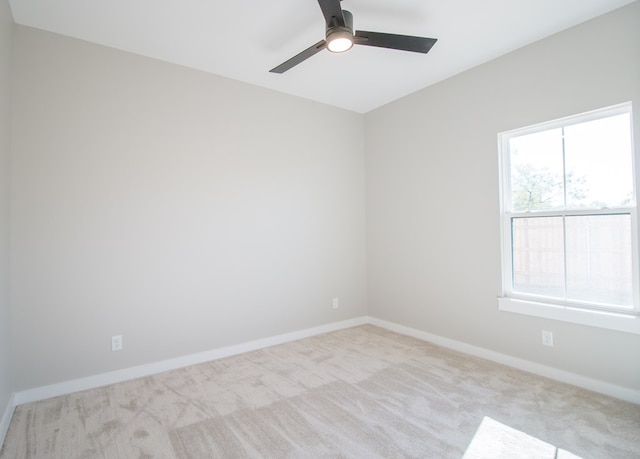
[11,26,367,390]
[0,0,13,418]
[7,2,640,396]
[365,2,640,391]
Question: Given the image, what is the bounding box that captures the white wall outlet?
[541,330,554,347]
[332,297,339,309]
[111,335,123,352]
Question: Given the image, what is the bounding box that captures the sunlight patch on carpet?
[464,417,582,459]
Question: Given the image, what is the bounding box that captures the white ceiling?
[8,0,636,113]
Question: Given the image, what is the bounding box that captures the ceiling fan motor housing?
[325,10,354,52]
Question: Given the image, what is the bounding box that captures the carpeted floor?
[1,325,639,458]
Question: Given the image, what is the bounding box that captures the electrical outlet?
[111,335,123,352]
[332,298,339,309]
[541,330,553,347]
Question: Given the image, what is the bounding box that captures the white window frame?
[498,102,640,335]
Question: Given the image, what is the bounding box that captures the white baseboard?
[14,316,368,406]
[11,315,640,409]
[0,393,16,449]
[368,317,640,405]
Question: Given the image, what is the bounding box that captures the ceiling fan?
[270,0,437,73]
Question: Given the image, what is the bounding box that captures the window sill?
[498,297,640,335]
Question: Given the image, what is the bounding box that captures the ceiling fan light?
[327,30,353,53]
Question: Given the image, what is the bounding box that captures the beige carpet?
[1,325,639,458]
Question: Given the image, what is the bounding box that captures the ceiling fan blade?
[317,0,345,27]
[270,40,327,73]
[354,31,437,54]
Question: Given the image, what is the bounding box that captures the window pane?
[564,114,633,208]
[501,103,638,315]
[512,217,565,298]
[509,129,564,211]
[566,214,633,307]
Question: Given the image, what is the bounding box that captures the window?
[498,103,640,334]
